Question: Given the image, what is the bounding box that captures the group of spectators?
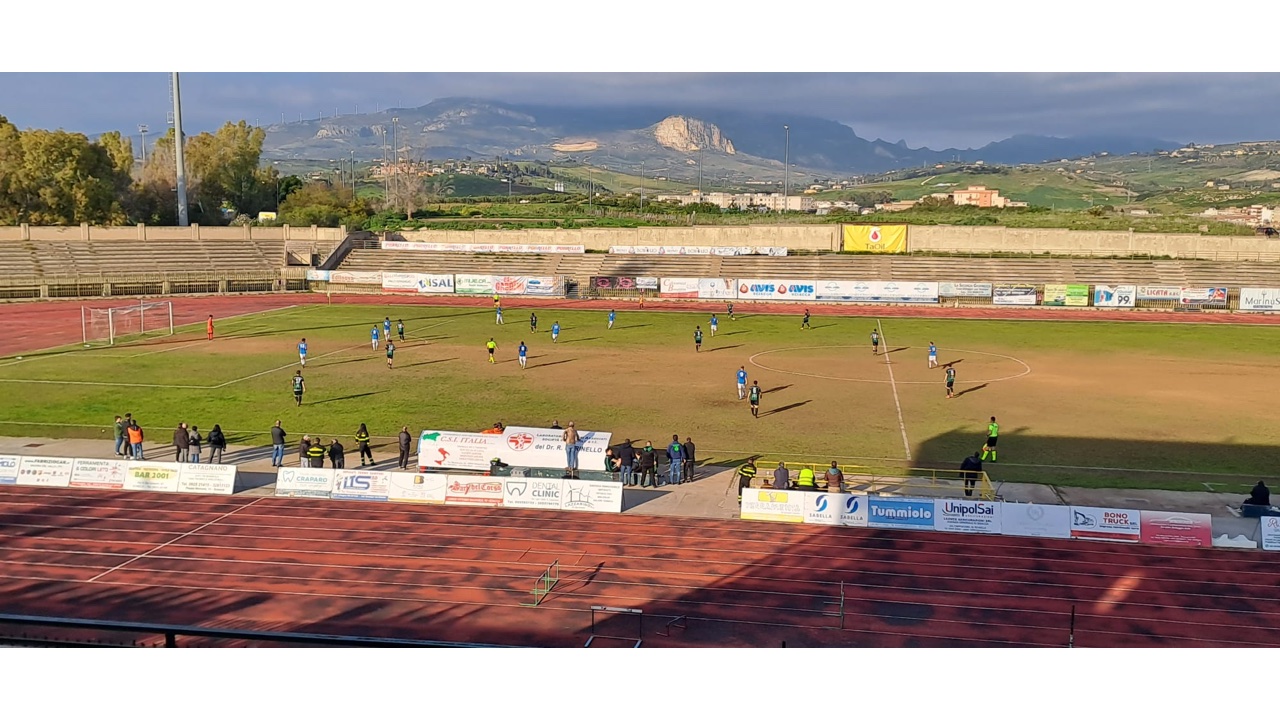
[270,420,416,471]
[111,414,226,464]
[735,459,848,498]
[604,435,697,488]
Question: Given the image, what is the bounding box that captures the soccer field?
[0,301,1274,493]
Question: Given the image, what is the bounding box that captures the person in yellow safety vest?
[736,459,758,501]
[306,438,327,468]
[795,466,816,489]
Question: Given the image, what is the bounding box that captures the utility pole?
[699,145,704,197]
[171,72,189,226]
[350,150,356,192]
[783,124,790,214]
[392,117,399,212]
[138,124,148,165]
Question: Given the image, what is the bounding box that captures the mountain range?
[260,97,1180,179]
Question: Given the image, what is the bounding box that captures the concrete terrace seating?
[0,236,284,280]
[340,250,561,276]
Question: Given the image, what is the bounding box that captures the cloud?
[3,72,1280,148]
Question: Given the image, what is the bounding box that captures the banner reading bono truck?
[736,279,816,301]
[417,425,613,472]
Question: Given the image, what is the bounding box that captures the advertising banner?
[444,476,505,507]
[592,276,638,291]
[801,492,870,527]
[15,455,74,487]
[274,467,335,499]
[387,471,447,504]
[1262,516,1280,551]
[177,464,237,495]
[814,280,939,304]
[1070,506,1141,542]
[1000,503,1072,539]
[697,278,738,299]
[938,282,993,298]
[382,241,583,254]
[380,272,456,294]
[842,225,908,253]
[993,284,1038,306]
[934,499,1002,534]
[305,269,331,281]
[332,469,391,502]
[1043,284,1090,307]
[659,278,701,298]
[867,496,936,530]
[503,477,565,511]
[1136,286,1180,301]
[123,462,182,493]
[561,479,623,513]
[0,454,19,484]
[740,488,805,523]
[455,274,495,294]
[328,270,383,285]
[1239,288,1280,312]
[69,458,128,490]
[493,276,528,295]
[736,279,817,302]
[495,426,613,472]
[1093,285,1137,308]
[758,247,789,257]
[1179,287,1228,306]
[1139,511,1213,547]
[417,430,498,472]
[636,277,659,290]
[523,277,562,296]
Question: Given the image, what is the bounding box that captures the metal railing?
[759,460,995,500]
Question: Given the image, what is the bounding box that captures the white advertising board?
[1136,286,1180,300]
[523,277,562,296]
[815,280,939,304]
[14,455,74,487]
[495,426,613,472]
[331,469,391,501]
[1261,516,1280,551]
[503,477,565,510]
[636,277,659,290]
[1239,288,1280,312]
[801,492,869,527]
[417,430,500,472]
[659,278,700,298]
[381,241,583,254]
[560,479,623,513]
[123,462,182,493]
[493,276,528,295]
[735,279,816,302]
[992,284,1038,306]
[1093,285,1137,308]
[177,464,237,495]
[1070,506,1141,542]
[933,499,1002,534]
[1179,287,1229,306]
[305,269,331,281]
[69,458,128,490]
[455,274,495,294]
[274,467,335,499]
[380,272,455,294]
[938,282,993,298]
[1000,503,1072,539]
[697,278,738,299]
[444,476,505,507]
[0,454,19,484]
[328,270,383,285]
[386,471,447,504]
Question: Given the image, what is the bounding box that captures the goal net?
[81,300,175,346]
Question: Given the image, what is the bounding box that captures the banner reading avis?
[842,225,908,253]
[736,279,816,301]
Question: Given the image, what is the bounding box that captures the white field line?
[878,319,912,461]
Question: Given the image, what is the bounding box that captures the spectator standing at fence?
[270,420,286,467]
[188,425,203,464]
[206,315,215,341]
[307,438,326,468]
[825,461,844,493]
[398,426,412,470]
[608,309,616,330]
[207,424,226,464]
[710,314,718,337]
[736,459,758,501]
[518,341,528,369]
[982,417,999,462]
[773,462,791,490]
[683,437,696,482]
[562,422,581,479]
[550,419,562,429]
[127,419,144,460]
[960,451,983,498]
[616,439,636,486]
[298,435,311,467]
[292,371,306,406]
[397,319,405,342]
[638,441,657,488]
[173,422,189,463]
[665,435,684,485]
[737,366,747,400]
[329,438,346,469]
[113,415,125,457]
[356,424,374,466]
[371,324,380,351]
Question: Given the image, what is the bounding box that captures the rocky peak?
[652,116,736,155]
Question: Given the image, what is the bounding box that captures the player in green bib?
[748,381,761,418]
[292,371,305,406]
[386,340,396,369]
[694,326,703,352]
[982,416,999,462]
[945,365,956,399]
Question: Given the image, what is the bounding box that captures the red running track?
[5,292,1280,357]
[1,485,1277,647]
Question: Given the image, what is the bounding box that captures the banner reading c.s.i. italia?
[842,225,907,253]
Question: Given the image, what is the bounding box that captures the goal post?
[81,300,175,346]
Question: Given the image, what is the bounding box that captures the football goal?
[81,300,175,346]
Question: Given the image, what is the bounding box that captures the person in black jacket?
[270,421,287,467]
[306,438,326,468]
[328,438,345,469]
[206,425,226,464]
[356,424,373,466]
[173,422,190,463]
[637,441,658,488]
[960,451,983,497]
[398,426,412,470]
[187,426,203,464]
[683,437,696,482]
[615,439,637,486]
[1244,481,1271,506]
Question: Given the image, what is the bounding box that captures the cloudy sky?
[2,72,1279,149]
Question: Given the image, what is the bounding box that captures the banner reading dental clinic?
[417,425,613,472]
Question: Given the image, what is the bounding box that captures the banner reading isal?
[842,225,908,253]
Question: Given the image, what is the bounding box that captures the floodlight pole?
[783,124,790,214]
[172,72,190,226]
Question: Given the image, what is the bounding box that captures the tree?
[278,182,373,227]
[0,117,132,225]
[183,121,276,221]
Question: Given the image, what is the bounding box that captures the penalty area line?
[877,319,912,462]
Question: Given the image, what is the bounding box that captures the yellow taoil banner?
[842,224,908,253]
